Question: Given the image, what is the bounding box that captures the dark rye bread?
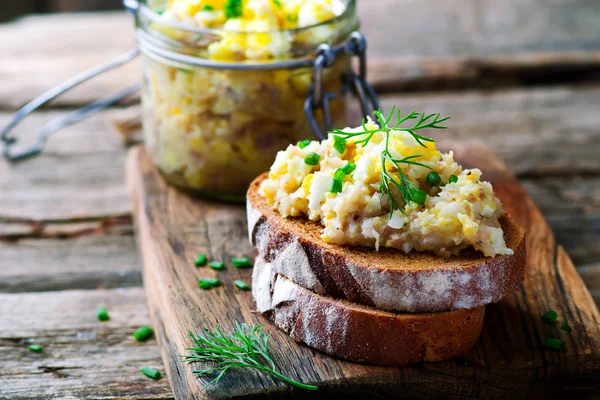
[248,173,526,313]
[252,255,485,366]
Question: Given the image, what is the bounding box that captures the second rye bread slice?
[252,254,485,366]
[248,173,526,313]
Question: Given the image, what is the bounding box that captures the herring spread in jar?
[139,0,357,199]
[260,109,514,258]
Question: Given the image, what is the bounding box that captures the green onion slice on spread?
[232,257,252,268]
[199,278,221,289]
[341,162,356,174]
[297,139,311,149]
[225,0,243,18]
[304,152,321,166]
[448,174,458,184]
[133,326,154,342]
[427,171,441,187]
[333,136,347,154]
[97,307,110,321]
[234,279,251,290]
[331,178,343,193]
[411,189,427,205]
[141,366,162,380]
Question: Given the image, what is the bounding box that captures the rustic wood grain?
[0,234,140,293]
[375,86,600,177]
[127,144,600,399]
[2,0,600,110]
[0,110,130,221]
[0,288,172,399]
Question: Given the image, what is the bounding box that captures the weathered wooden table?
[1,2,600,398]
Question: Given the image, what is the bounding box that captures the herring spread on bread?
[260,109,513,258]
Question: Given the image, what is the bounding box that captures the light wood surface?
[1,2,600,398]
[0,288,172,399]
[127,144,600,399]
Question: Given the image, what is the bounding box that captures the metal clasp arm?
[0,49,140,162]
[304,31,381,140]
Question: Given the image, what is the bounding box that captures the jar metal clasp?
[304,31,381,140]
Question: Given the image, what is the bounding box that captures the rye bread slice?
[252,255,485,366]
[247,173,526,313]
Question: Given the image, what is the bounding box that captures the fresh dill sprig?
[329,106,450,216]
[181,323,318,391]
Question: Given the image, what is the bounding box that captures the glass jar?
[133,0,360,201]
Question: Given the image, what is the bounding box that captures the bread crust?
[248,173,526,313]
[252,255,485,366]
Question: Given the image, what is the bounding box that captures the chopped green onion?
[542,310,558,324]
[156,9,165,15]
[232,257,252,268]
[560,322,572,332]
[448,174,458,184]
[199,278,221,289]
[331,178,343,193]
[427,171,441,187]
[225,0,243,18]
[234,279,251,291]
[304,152,321,166]
[411,189,427,205]
[272,0,282,8]
[28,344,43,353]
[334,168,346,180]
[133,326,154,342]
[194,253,207,267]
[333,136,347,154]
[201,4,214,11]
[209,261,225,270]
[141,366,161,380]
[341,162,356,174]
[179,68,193,74]
[297,139,311,149]
[543,338,565,350]
[97,307,110,321]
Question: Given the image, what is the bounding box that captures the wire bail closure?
[304,31,380,140]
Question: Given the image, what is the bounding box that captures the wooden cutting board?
[126,143,600,399]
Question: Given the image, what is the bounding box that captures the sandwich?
[247,109,526,365]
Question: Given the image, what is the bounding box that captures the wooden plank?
[0,233,141,293]
[0,288,172,399]
[2,0,600,109]
[127,145,600,399]
[579,263,600,305]
[376,86,600,177]
[0,12,139,110]
[369,52,600,93]
[0,109,130,222]
[361,0,600,57]
[48,0,124,12]
[521,176,600,265]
